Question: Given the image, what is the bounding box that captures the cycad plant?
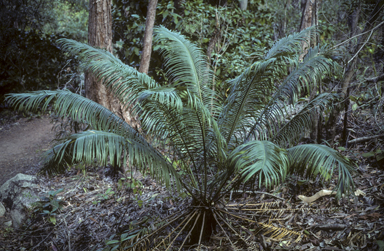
[6,26,355,249]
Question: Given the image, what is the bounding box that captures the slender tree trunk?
[347,6,361,50]
[299,0,313,60]
[139,0,158,74]
[207,12,221,66]
[86,0,139,129]
[340,0,384,144]
[300,0,321,142]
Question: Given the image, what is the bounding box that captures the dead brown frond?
[257,222,302,243]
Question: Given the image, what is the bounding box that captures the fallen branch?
[348,134,384,144]
[298,189,365,204]
[366,73,384,83]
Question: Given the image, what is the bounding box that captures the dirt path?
[0,116,56,186]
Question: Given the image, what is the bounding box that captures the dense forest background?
[1,0,384,149]
[1,0,384,250]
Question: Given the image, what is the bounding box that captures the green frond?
[43,130,182,190]
[244,46,338,143]
[228,141,289,188]
[6,90,129,137]
[153,26,213,107]
[43,130,129,173]
[6,90,183,189]
[272,93,339,147]
[153,27,226,177]
[219,32,322,146]
[287,144,356,198]
[138,86,183,112]
[57,38,158,110]
[218,58,276,145]
[276,45,336,102]
[265,26,314,60]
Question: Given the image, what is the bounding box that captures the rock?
[0,202,5,217]
[4,220,12,227]
[0,174,40,228]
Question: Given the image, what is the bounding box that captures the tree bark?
[299,0,313,60]
[85,0,116,110]
[86,0,139,129]
[139,0,158,74]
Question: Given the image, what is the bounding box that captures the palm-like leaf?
[272,93,339,147]
[6,90,182,190]
[153,26,213,107]
[287,144,355,198]
[265,26,314,59]
[229,140,289,188]
[218,58,276,145]
[7,90,131,136]
[244,46,339,143]
[57,38,158,114]
[42,130,129,173]
[217,28,320,147]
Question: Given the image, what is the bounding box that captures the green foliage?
[179,0,274,80]
[33,188,65,225]
[0,0,55,32]
[0,0,87,104]
[92,187,115,205]
[112,0,274,88]
[42,0,88,42]
[118,176,143,192]
[0,29,80,103]
[7,26,356,247]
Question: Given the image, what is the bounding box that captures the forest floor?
[0,109,383,250]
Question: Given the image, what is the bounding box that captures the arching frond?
[244,46,338,143]
[6,90,130,137]
[228,141,288,188]
[138,86,183,112]
[6,90,182,190]
[218,32,321,147]
[287,144,356,198]
[218,59,276,145]
[42,130,182,190]
[153,26,213,108]
[272,93,339,147]
[57,38,158,111]
[275,45,337,102]
[265,26,314,60]
[43,130,129,172]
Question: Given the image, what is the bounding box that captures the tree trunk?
[86,0,139,129]
[299,0,320,142]
[239,0,248,10]
[347,6,361,50]
[299,0,313,60]
[86,0,115,110]
[340,0,384,143]
[139,0,158,74]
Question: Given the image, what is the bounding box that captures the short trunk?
[188,208,216,245]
